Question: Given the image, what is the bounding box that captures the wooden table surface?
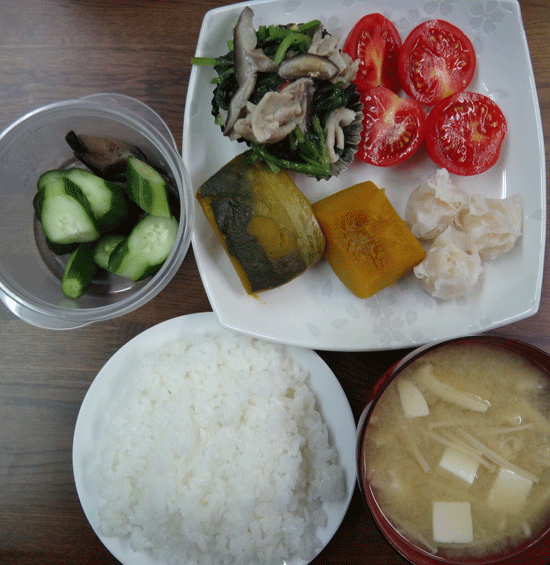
[0,1,548,564]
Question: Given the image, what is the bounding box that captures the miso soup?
[363,341,550,560]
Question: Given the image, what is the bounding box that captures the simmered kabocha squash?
[196,152,325,294]
[312,181,426,299]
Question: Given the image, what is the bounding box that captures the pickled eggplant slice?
[65,131,149,181]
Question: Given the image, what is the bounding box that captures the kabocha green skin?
[197,151,325,294]
[207,180,301,293]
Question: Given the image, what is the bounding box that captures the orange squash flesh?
[312,181,426,299]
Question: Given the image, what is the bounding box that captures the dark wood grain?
[0,1,548,564]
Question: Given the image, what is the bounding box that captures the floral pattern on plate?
[184,0,544,351]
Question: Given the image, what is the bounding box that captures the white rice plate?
[91,328,346,565]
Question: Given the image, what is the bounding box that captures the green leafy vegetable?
[191,18,360,179]
[272,32,313,64]
[247,116,331,177]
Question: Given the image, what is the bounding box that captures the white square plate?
[183,0,545,351]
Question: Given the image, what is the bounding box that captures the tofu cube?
[433,501,474,544]
[487,467,533,513]
[439,447,479,485]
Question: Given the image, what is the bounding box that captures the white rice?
[94,331,345,565]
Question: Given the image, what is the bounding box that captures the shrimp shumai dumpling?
[414,226,483,301]
[463,194,523,260]
[405,169,469,241]
[408,169,523,300]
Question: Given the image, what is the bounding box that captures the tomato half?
[398,19,476,106]
[343,13,402,93]
[357,86,426,167]
[425,91,507,175]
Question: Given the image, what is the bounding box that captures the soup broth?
[364,342,550,560]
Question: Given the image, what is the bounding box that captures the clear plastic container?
[0,94,193,329]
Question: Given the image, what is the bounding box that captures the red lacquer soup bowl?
[357,336,550,565]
